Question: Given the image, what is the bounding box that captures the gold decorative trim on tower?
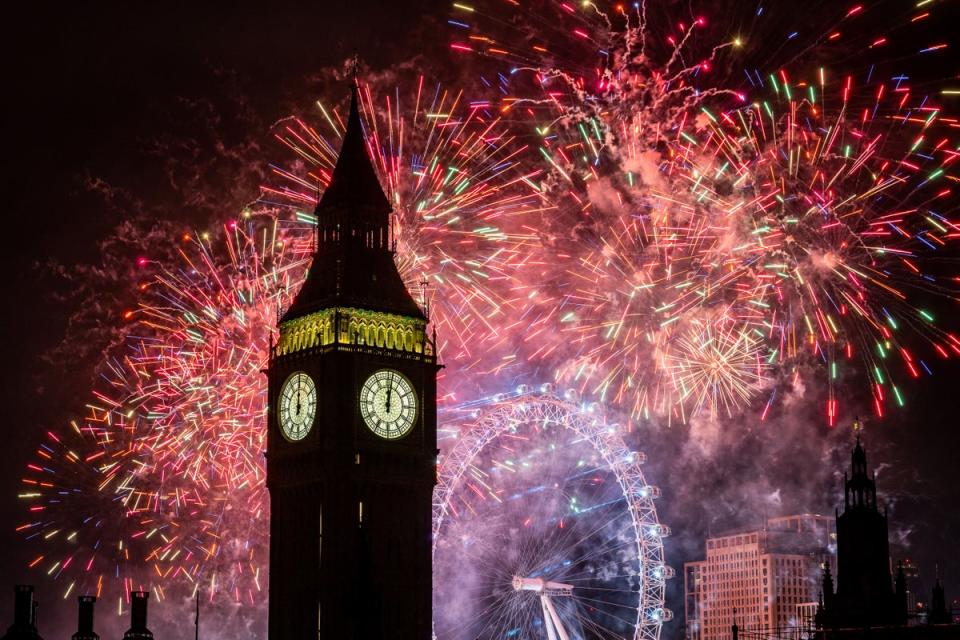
[275,307,430,357]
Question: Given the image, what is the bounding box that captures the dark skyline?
[3,2,959,639]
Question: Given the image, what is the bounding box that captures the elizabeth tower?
[265,84,438,639]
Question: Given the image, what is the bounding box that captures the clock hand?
[295,376,302,416]
[388,372,396,413]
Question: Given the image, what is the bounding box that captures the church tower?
[265,84,438,640]
[820,434,900,628]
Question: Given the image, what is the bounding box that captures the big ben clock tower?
[266,84,438,640]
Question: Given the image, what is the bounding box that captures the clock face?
[278,371,317,442]
[359,370,417,440]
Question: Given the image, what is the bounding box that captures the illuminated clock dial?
[359,370,417,439]
[278,371,317,441]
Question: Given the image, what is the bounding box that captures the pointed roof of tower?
[317,83,392,216]
[280,84,424,323]
[852,434,866,468]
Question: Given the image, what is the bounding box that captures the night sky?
[3,1,959,638]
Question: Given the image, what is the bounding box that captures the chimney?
[71,596,98,640]
[131,593,147,631]
[122,592,153,640]
[13,586,33,629]
[2,585,42,640]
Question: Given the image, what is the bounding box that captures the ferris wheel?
[433,385,673,640]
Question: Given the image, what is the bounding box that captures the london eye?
[433,386,673,640]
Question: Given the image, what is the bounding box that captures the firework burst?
[448,0,960,424]
[18,214,309,613]
[677,69,960,424]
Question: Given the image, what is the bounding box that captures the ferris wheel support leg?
[540,596,559,640]
[541,594,570,640]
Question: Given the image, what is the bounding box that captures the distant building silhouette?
[897,558,924,622]
[0,586,42,640]
[931,578,952,625]
[897,562,911,624]
[684,514,835,639]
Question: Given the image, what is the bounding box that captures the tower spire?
[843,428,878,510]
[350,54,360,88]
[315,78,391,225]
[280,80,424,323]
